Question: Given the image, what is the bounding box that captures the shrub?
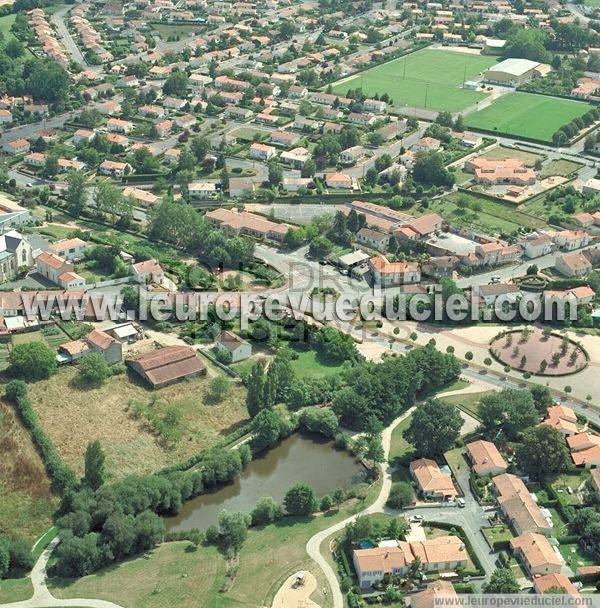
[9,341,57,381]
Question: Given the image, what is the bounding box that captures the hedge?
[159,422,252,474]
[5,381,77,493]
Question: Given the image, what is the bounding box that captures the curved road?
[305,407,416,608]
[1,538,125,608]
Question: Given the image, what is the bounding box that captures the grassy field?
[0,398,58,543]
[332,49,497,112]
[27,366,249,479]
[150,23,202,40]
[539,159,583,179]
[464,92,592,142]
[413,191,546,235]
[478,145,543,167]
[51,482,382,608]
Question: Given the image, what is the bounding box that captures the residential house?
[340,145,365,165]
[411,581,457,608]
[215,330,252,363]
[73,129,95,145]
[555,250,593,277]
[98,160,131,178]
[554,230,590,251]
[107,118,133,134]
[567,432,600,469]
[123,187,160,207]
[269,130,300,147]
[542,405,579,437]
[421,256,458,279]
[280,147,310,169]
[356,228,389,251]
[534,573,580,596]
[2,139,30,155]
[510,533,563,576]
[126,346,206,389]
[369,255,421,287]
[188,182,217,198]
[465,157,536,186]
[466,440,507,476]
[58,328,123,365]
[24,152,47,168]
[472,283,521,307]
[410,458,457,501]
[131,258,164,284]
[413,137,441,153]
[352,536,467,589]
[50,237,88,262]
[493,473,553,536]
[249,142,276,161]
[205,208,290,242]
[522,234,553,259]
[324,173,354,190]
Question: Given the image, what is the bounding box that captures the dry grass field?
[0,399,57,542]
[27,366,249,479]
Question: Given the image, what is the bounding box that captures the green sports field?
[464,92,592,142]
[331,49,498,112]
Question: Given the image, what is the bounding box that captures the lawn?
[0,577,33,604]
[441,390,495,421]
[464,92,592,142]
[482,525,513,547]
[331,49,497,112]
[559,543,596,570]
[0,398,58,543]
[51,482,383,608]
[389,413,415,462]
[0,13,17,42]
[443,447,469,478]
[293,349,345,379]
[26,366,249,479]
[547,507,569,537]
[551,472,589,506]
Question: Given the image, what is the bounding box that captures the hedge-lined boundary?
[5,381,77,493]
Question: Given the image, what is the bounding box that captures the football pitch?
[464,92,592,142]
[331,48,498,112]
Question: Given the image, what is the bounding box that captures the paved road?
[50,6,92,70]
[455,243,599,288]
[253,245,600,426]
[2,537,125,608]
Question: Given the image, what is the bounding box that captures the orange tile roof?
[466,440,507,474]
[534,573,579,596]
[510,533,563,570]
[410,458,457,497]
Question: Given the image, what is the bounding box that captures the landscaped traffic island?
[489,328,587,376]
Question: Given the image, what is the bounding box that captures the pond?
[165,433,366,531]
